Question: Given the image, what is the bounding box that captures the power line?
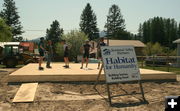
[24,29,72,32]
[25,30,45,32]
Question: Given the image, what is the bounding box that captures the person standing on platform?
[38,37,45,70]
[62,40,70,68]
[46,40,53,68]
[97,37,107,69]
[80,40,92,69]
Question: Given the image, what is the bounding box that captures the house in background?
[104,40,146,56]
[88,39,146,59]
[20,42,35,53]
[173,38,180,67]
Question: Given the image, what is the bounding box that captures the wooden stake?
[93,63,104,89]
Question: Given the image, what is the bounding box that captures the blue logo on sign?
[103,49,111,55]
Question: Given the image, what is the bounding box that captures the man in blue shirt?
[38,37,45,70]
[46,40,53,68]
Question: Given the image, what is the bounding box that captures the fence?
[137,56,180,73]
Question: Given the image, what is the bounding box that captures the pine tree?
[46,20,63,55]
[137,23,143,41]
[105,4,125,39]
[141,17,179,49]
[0,18,12,41]
[46,20,63,41]
[178,23,180,38]
[0,0,23,41]
[169,19,178,48]
[79,3,99,40]
[142,22,148,43]
[151,17,165,43]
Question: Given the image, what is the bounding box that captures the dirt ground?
[0,68,180,111]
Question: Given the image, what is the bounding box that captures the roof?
[0,42,20,47]
[173,39,180,43]
[104,40,146,47]
[20,42,34,51]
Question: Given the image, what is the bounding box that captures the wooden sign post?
[94,46,146,105]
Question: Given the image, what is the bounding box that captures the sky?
[0,0,180,40]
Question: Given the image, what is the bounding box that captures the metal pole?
[106,84,112,106]
[141,56,144,68]
[167,51,170,72]
[153,55,155,70]
[107,36,109,46]
[139,80,146,102]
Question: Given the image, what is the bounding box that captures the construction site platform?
[8,63,176,82]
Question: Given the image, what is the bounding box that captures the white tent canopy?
[173,39,180,43]
[173,39,180,67]
[0,42,20,48]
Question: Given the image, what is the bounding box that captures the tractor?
[0,43,38,68]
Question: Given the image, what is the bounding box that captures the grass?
[143,66,180,72]
[0,64,24,68]
[138,62,180,74]
[0,65,5,68]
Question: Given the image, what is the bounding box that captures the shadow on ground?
[111,99,149,108]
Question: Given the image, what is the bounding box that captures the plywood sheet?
[8,63,176,82]
[13,83,38,102]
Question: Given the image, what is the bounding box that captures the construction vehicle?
[0,42,38,68]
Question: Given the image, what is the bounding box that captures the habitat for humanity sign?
[101,46,141,83]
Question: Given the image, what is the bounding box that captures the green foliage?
[143,42,177,56]
[0,0,23,41]
[178,23,180,38]
[139,17,179,49]
[168,49,177,56]
[105,4,126,39]
[143,42,153,56]
[61,30,88,61]
[114,30,133,40]
[137,23,143,41]
[46,20,63,55]
[143,42,164,56]
[55,43,64,59]
[46,20,63,42]
[151,42,163,55]
[80,3,99,40]
[0,18,12,41]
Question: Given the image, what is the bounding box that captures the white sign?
[101,46,141,83]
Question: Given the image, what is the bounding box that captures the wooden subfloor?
[8,63,176,82]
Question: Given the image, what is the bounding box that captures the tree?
[178,23,180,38]
[140,17,179,49]
[162,18,177,48]
[46,20,63,41]
[56,30,88,61]
[143,42,163,56]
[0,18,12,41]
[80,3,99,40]
[142,22,149,43]
[63,30,88,61]
[137,23,143,41]
[105,4,125,39]
[0,0,23,41]
[46,20,63,55]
